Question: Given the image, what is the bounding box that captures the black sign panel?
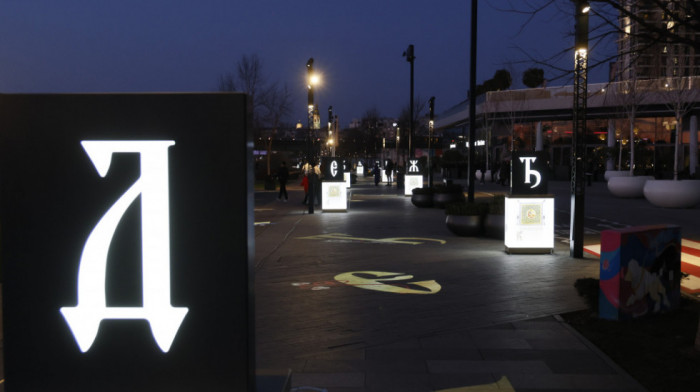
[406,158,423,174]
[0,94,253,391]
[511,151,549,194]
[322,157,344,182]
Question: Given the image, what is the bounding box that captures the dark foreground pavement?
[254,177,667,392]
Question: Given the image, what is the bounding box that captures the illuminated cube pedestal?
[344,172,351,188]
[322,182,347,212]
[404,175,424,196]
[504,195,554,254]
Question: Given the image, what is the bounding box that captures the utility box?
[599,225,681,320]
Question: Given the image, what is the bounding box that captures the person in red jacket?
[300,173,309,204]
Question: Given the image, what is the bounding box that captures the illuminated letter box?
[404,158,424,196]
[0,93,253,391]
[599,225,681,320]
[322,157,347,211]
[505,152,554,253]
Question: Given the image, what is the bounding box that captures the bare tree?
[259,83,292,176]
[604,74,649,173]
[218,54,294,177]
[218,54,266,128]
[500,1,700,82]
[663,75,699,179]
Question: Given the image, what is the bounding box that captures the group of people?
[276,161,321,206]
[372,160,395,186]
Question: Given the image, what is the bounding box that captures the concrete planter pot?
[445,215,484,237]
[607,176,653,198]
[433,192,465,208]
[484,214,504,239]
[411,193,434,208]
[643,179,700,208]
[604,170,632,182]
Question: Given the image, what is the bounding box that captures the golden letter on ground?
[334,271,441,295]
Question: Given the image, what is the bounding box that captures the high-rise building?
[614,0,699,81]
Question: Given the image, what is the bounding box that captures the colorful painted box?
[599,225,681,320]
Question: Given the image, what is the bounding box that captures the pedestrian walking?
[277,161,289,202]
[385,160,394,186]
[300,172,309,204]
[373,163,381,186]
[499,160,509,186]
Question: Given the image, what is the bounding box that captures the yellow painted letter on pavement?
[435,376,514,391]
[334,271,441,294]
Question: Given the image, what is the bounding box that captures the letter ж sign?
[322,156,344,182]
[0,94,254,391]
[511,151,549,195]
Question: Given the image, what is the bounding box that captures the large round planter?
[411,193,434,208]
[604,170,632,182]
[446,215,484,236]
[484,214,504,239]
[433,192,465,208]
[607,176,653,198]
[643,179,700,208]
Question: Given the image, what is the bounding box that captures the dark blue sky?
[0,0,613,126]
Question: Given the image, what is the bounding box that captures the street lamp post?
[328,106,335,157]
[570,1,589,258]
[403,44,415,159]
[429,97,435,187]
[468,0,477,202]
[306,58,316,214]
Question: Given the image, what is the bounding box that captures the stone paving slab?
[255,178,648,392]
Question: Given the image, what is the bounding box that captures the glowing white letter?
[61,141,188,353]
[408,160,419,173]
[519,157,541,188]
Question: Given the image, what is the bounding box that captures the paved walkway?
[255,177,653,392]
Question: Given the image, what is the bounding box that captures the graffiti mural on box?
[599,225,681,320]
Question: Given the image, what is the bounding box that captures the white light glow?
[404,175,423,196]
[61,141,188,353]
[504,197,555,251]
[322,182,347,211]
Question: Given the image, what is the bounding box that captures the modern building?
[436,1,700,180]
[613,0,700,81]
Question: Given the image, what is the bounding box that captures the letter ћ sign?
[0,94,254,391]
[511,151,549,195]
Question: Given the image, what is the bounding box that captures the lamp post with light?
[428,96,435,187]
[570,1,589,258]
[306,58,320,214]
[403,44,415,159]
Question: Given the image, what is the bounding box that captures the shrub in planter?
[484,194,505,239]
[411,186,434,207]
[444,201,489,236]
[433,183,465,208]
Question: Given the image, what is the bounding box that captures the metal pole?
[404,44,415,159]
[429,97,435,187]
[570,1,589,258]
[306,58,315,214]
[468,0,477,202]
[328,106,333,157]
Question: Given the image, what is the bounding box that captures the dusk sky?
[0,0,615,127]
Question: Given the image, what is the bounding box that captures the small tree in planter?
[484,194,505,239]
[444,201,489,237]
[433,183,465,208]
[411,186,434,208]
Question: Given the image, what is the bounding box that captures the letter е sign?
[0,94,254,391]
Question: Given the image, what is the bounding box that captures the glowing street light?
[570,0,590,258]
[306,58,319,214]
